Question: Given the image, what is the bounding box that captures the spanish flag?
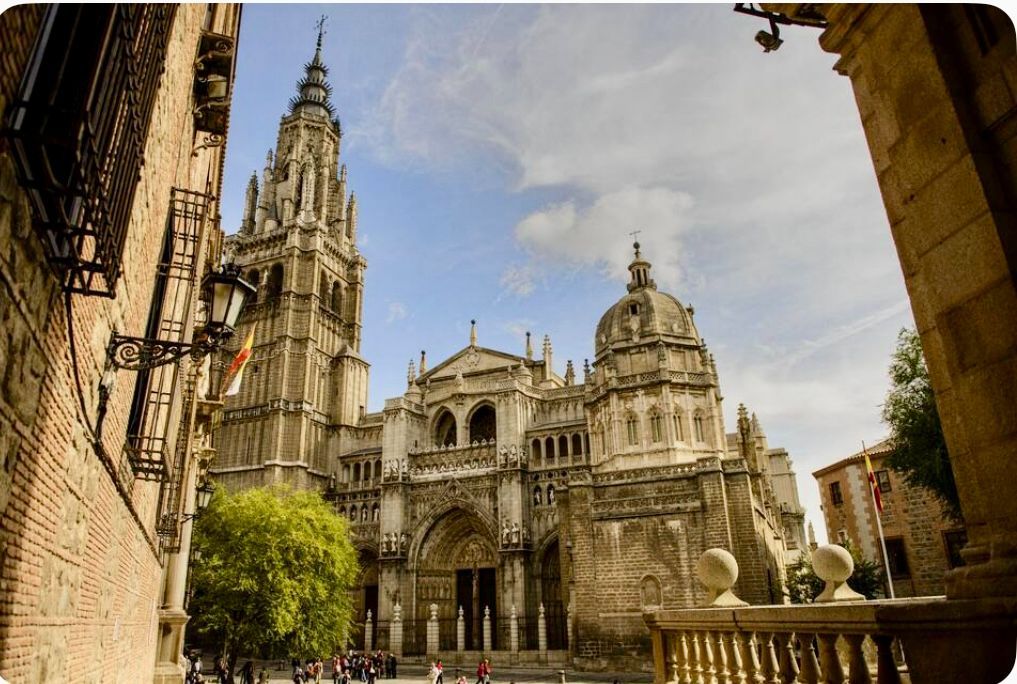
[222,325,255,398]
[863,447,883,514]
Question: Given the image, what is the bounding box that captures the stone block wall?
[0,5,239,681]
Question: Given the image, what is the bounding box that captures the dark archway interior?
[469,404,497,442]
[541,540,566,649]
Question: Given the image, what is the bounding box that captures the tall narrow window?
[693,415,704,442]
[626,415,639,446]
[650,414,663,443]
[830,481,843,506]
[673,413,683,441]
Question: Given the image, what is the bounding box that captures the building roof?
[811,437,892,478]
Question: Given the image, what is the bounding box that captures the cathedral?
[212,31,805,671]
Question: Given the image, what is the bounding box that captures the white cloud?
[499,263,537,297]
[386,302,408,323]
[514,186,694,289]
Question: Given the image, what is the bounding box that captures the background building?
[210,33,806,670]
[0,5,242,682]
[813,439,967,597]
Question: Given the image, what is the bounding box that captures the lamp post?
[181,479,216,523]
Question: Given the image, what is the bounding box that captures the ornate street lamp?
[181,479,216,523]
[96,263,255,438]
[105,263,255,371]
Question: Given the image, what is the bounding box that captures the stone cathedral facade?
[212,34,804,671]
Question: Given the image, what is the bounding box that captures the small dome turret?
[594,242,699,359]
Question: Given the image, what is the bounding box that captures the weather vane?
[629,229,642,242]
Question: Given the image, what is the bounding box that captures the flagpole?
[863,441,896,599]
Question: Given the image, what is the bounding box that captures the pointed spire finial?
[315,14,327,50]
[525,332,533,360]
[419,350,427,375]
[470,319,477,347]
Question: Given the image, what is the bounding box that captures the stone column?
[510,605,519,653]
[457,606,465,653]
[566,600,573,654]
[482,606,492,653]
[427,604,439,657]
[538,603,547,654]
[390,603,403,658]
[365,609,373,652]
[811,2,1017,600]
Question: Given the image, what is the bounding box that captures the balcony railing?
[645,547,1017,684]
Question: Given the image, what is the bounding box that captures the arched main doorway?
[414,507,499,652]
[352,548,379,650]
[540,539,567,649]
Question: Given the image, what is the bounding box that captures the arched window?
[558,435,569,461]
[434,409,457,447]
[332,282,342,313]
[572,433,583,456]
[694,414,705,442]
[626,414,640,446]
[349,507,356,522]
[248,269,261,302]
[533,486,543,506]
[468,403,497,442]
[353,463,361,482]
[267,263,284,298]
[584,432,591,456]
[545,436,555,463]
[374,459,382,480]
[372,503,380,522]
[360,504,369,522]
[532,438,542,461]
[339,505,347,517]
[650,413,663,443]
[342,464,350,483]
[673,413,684,442]
[362,462,370,481]
[547,484,556,505]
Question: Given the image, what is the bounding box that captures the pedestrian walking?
[435,660,444,684]
[240,660,255,684]
[475,660,485,684]
[387,653,397,679]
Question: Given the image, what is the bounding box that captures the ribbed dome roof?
[594,243,698,357]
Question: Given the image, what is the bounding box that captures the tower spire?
[626,235,656,292]
[289,17,335,118]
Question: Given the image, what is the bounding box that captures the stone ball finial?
[813,544,865,602]
[696,548,748,607]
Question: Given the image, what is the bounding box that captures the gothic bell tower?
[214,24,369,489]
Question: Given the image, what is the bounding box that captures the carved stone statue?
[399,532,408,553]
[501,520,511,546]
[511,522,520,545]
[484,606,490,619]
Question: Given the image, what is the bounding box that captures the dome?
[594,243,699,358]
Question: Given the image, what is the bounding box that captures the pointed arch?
[467,402,497,443]
[433,408,457,447]
[625,412,640,446]
[267,263,284,298]
[331,282,343,312]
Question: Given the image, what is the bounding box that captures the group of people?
[426,658,492,684]
[184,653,268,684]
[299,650,398,684]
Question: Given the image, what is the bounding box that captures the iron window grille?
[124,189,210,482]
[5,4,176,297]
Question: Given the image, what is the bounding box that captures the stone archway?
[352,547,380,649]
[413,506,499,652]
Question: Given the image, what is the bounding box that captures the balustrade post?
[702,632,718,684]
[776,633,799,682]
[678,631,693,684]
[758,632,780,684]
[724,632,745,684]
[483,605,492,653]
[538,603,547,655]
[796,632,820,684]
[691,631,705,684]
[872,635,901,684]
[817,634,845,684]
[714,632,731,684]
[365,609,374,652]
[842,634,871,684]
[738,632,763,684]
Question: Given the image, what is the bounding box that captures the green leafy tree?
[785,541,885,603]
[881,328,962,522]
[189,486,358,666]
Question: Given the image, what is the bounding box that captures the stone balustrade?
[645,546,1017,684]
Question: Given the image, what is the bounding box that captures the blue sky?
[220,4,916,543]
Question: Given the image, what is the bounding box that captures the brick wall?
[0,5,238,682]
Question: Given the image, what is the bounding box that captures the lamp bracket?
[106,332,213,372]
[732,3,828,29]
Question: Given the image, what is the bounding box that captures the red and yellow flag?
[864,448,883,514]
[222,325,255,398]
